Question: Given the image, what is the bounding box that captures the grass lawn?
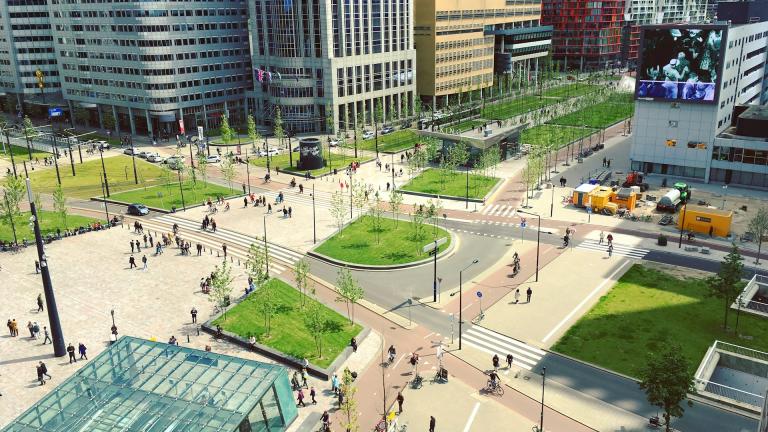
[344,129,420,153]
[400,168,499,199]
[552,265,768,378]
[0,210,98,243]
[21,155,167,199]
[250,151,368,177]
[109,180,233,210]
[520,124,595,149]
[213,279,362,368]
[315,215,451,265]
[0,144,50,161]
[482,95,559,120]
[450,119,486,133]
[548,99,634,129]
[542,83,599,98]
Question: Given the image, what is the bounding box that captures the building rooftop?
[2,337,286,432]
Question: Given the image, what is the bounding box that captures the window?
[666,140,676,147]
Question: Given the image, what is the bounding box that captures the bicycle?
[484,379,504,396]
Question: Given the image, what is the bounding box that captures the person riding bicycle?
[290,177,296,188]
[563,234,570,247]
[488,371,500,389]
[512,252,519,264]
[224,202,230,211]
[388,345,396,363]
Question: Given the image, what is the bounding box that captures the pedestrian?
[142,255,148,271]
[222,244,227,258]
[602,157,607,167]
[67,343,76,363]
[386,182,390,191]
[599,231,605,245]
[6,319,11,336]
[191,307,198,324]
[331,373,339,394]
[267,203,272,213]
[396,391,404,413]
[37,294,44,312]
[337,388,344,407]
[242,184,247,194]
[429,416,436,432]
[78,342,87,360]
[291,373,300,391]
[135,240,141,253]
[608,244,614,257]
[301,368,308,388]
[350,337,358,352]
[606,233,613,246]
[27,321,34,338]
[39,361,51,380]
[149,234,153,247]
[130,241,135,253]
[10,319,17,336]
[282,207,287,218]
[607,159,611,168]
[526,287,532,303]
[32,322,39,338]
[296,388,305,407]
[288,207,292,218]
[310,386,317,404]
[36,364,45,386]
[492,354,500,371]
[42,326,52,344]
[35,260,40,274]
[197,243,203,256]
[514,289,520,304]
[143,234,148,248]
[506,353,514,369]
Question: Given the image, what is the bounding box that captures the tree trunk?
[724,296,730,331]
[758,238,763,265]
[346,300,352,324]
[664,412,671,432]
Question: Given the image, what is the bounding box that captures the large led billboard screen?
[635,26,725,103]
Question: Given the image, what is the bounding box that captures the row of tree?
[0,174,68,244]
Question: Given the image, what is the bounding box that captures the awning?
[150,112,177,122]
[79,102,97,109]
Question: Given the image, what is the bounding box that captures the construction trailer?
[572,183,598,207]
[611,187,638,211]
[677,205,733,237]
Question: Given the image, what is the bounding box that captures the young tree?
[294,258,312,307]
[219,115,234,144]
[410,206,426,241]
[339,368,360,432]
[102,109,116,131]
[247,114,262,154]
[220,156,236,192]
[335,267,364,325]
[246,242,269,287]
[639,344,695,432]
[303,300,330,358]
[448,140,470,178]
[388,189,404,226]
[196,154,209,185]
[23,116,38,139]
[748,207,768,264]
[330,190,347,235]
[325,103,335,136]
[368,193,385,244]
[209,262,235,320]
[34,193,43,224]
[354,112,364,158]
[705,244,745,330]
[4,95,15,114]
[3,173,25,215]
[351,181,369,218]
[373,100,384,156]
[254,278,277,336]
[0,191,19,244]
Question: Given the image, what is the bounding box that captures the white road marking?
[541,260,631,343]
[462,402,481,432]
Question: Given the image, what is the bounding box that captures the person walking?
[492,354,500,371]
[310,386,317,404]
[67,343,76,363]
[32,322,40,339]
[197,243,203,256]
[35,260,40,274]
[296,388,306,407]
[39,361,51,381]
[135,240,141,253]
[78,342,88,360]
[36,364,45,386]
[191,307,198,324]
[506,353,514,369]
[222,243,227,258]
[301,368,308,388]
[288,207,292,218]
[350,337,358,352]
[396,391,404,413]
[331,373,339,395]
[429,416,436,432]
[129,255,136,269]
[10,319,18,337]
[526,287,532,303]
[37,294,44,312]
[130,241,135,253]
[599,231,605,245]
[27,321,34,338]
[142,255,148,271]
[42,326,52,344]
[606,233,613,247]
[143,234,148,248]
[608,244,614,258]
[514,289,520,304]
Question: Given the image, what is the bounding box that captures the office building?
[0,0,62,112]
[630,22,768,188]
[541,0,625,71]
[2,337,299,432]
[248,0,416,134]
[623,0,710,67]
[414,0,552,108]
[717,0,768,25]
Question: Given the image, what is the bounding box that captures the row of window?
[436,48,494,64]
[59,8,245,18]
[56,35,244,49]
[59,23,244,33]
[65,86,246,105]
[63,61,248,75]
[436,60,494,79]
[435,7,541,21]
[335,61,414,98]
[712,146,768,166]
[435,73,493,93]
[58,48,247,61]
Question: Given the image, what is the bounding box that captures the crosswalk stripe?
[500,207,516,217]
[481,204,497,215]
[575,239,648,259]
[461,325,544,371]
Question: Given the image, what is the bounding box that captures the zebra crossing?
[575,239,649,259]
[481,204,517,218]
[139,214,305,275]
[462,325,545,371]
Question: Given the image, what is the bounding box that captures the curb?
[397,188,485,204]
[90,192,248,214]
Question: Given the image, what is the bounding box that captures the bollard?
[238,259,241,266]
[197,326,200,336]
[230,256,233,263]
[210,249,212,255]
[217,251,220,257]
[187,334,190,343]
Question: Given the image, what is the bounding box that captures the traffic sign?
[48,107,63,117]
[476,291,482,298]
[422,236,448,253]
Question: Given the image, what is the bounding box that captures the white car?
[362,131,374,140]
[95,140,110,150]
[206,155,221,163]
[146,154,164,163]
[258,148,280,157]
[164,156,182,165]
[123,148,138,156]
[137,151,149,159]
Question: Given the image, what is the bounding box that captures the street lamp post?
[245,150,251,193]
[26,178,66,357]
[129,135,138,184]
[263,215,269,275]
[518,209,541,282]
[67,143,76,176]
[3,128,17,177]
[539,367,547,432]
[678,203,689,248]
[457,259,479,350]
[465,166,470,209]
[99,147,110,197]
[110,308,118,337]
[51,134,62,185]
[312,184,317,244]
[100,178,110,223]
[550,183,555,218]
[721,184,728,210]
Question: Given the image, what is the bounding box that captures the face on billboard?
[636,28,724,103]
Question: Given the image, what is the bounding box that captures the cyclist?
[488,370,499,390]
[387,345,396,364]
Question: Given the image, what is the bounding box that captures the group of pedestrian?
[598,231,615,257]
[66,343,88,363]
[245,193,270,210]
[602,157,612,168]
[513,287,533,304]
[128,254,148,270]
[35,361,51,386]
[133,221,145,234]
[292,367,317,408]
[201,215,218,232]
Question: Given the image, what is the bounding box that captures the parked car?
[95,140,110,150]
[206,155,221,163]
[381,125,395,135]
[328,137,340,147]
[123,148,138,156]
[146,154,164,163]
[137,151,149,159]
[258,148,280,157]
[164,156,182,165]
[126,203,149,216]
[362,131,374,140]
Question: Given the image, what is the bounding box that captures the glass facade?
[2,337,298,432]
